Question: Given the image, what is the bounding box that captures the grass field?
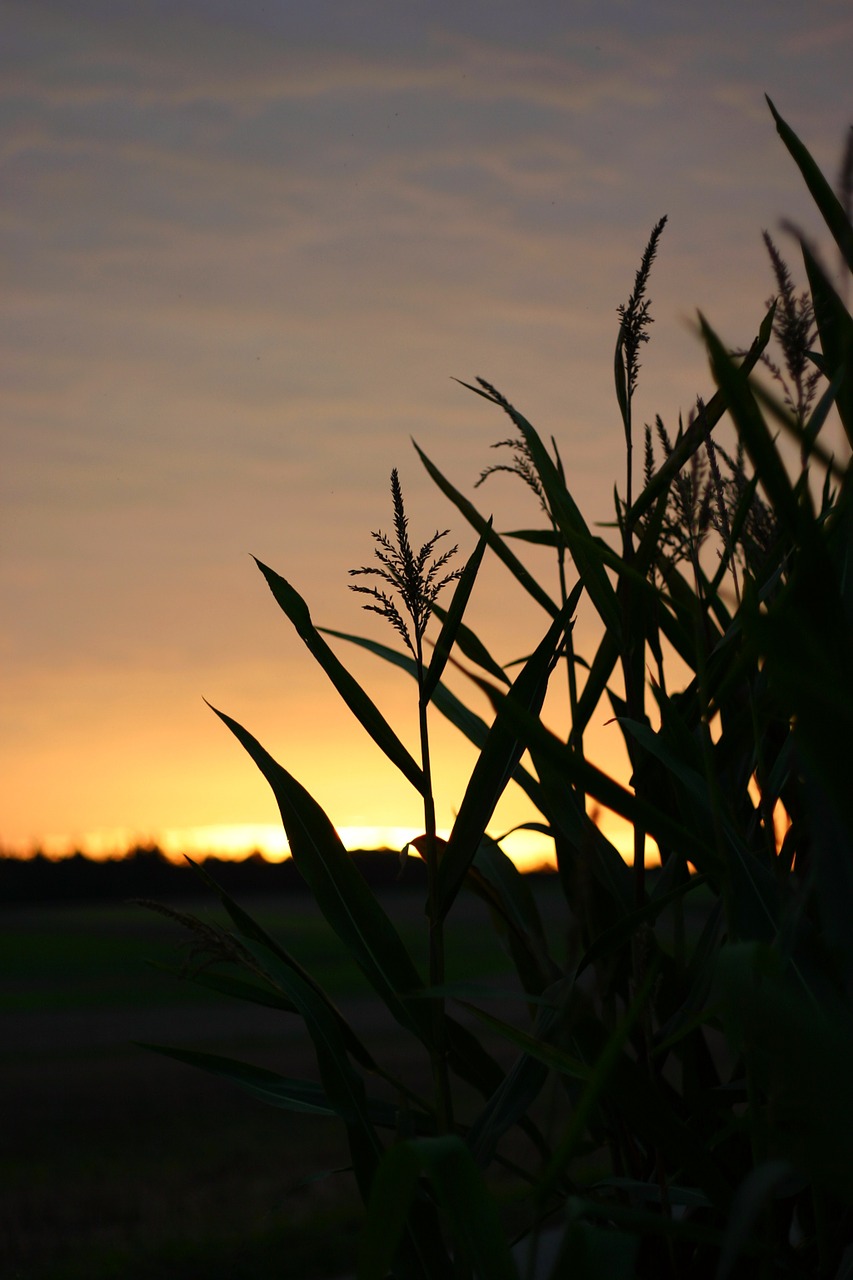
[2,883,561,1279]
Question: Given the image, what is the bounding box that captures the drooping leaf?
[800,239,853,446]
[357,1136,519,1280]
[254,560,425,793]
[766,95,853,274]
[436,597,574,918]
[628,305,776,527]
[414,440,560,618]
[209,704,434,1047]
[240,935,385,1200]
[182,855,378,1070]
[137,1042,415,1130]
[429,603,511,686]
[423,521,491,699]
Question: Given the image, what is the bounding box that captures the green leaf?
[464,994,572,1167]
[320,626,546,809]
[500,697,720,877]
[576,873,707,978]
[471,834,554,962]
[357,1136,519,1280]
[530,746,634,913]
[766,96,853,274]
[253,559,425,794]
[423,521,491,699]
[502,526,562,546]
[505,401,623,637]
[181,855,378,1070]
[699,316,805,541]
[209,704,434,1047]
[436,597,574,918]
[429,603,511,686]
[455,993,589,1081]
[800,239,853,447]
[137,1043,345,1117]
[717,943,853,1204]
[414,440,560,618]
[149,962,297,1013]
[240,935,384,1199]
[628,306,775,527]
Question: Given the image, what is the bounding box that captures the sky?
[2,0,852,865]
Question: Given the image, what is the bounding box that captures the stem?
[556,533,583,760]
[416,633,453,1134]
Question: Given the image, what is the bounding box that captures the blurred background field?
[2,868,564,1279]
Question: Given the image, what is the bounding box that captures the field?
[2,882,562,1279]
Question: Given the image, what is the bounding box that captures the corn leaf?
[254,559,425,794]
[800,239,853,446]
[423,521,491,699]
[357,1135,519,1280]
[240,935,384,1199]
[628,305,776,527]
[436,598,573,918]
[182,854,378,1070]
[209,704,435,1047]
[766,95,853,273]
[414,440,560,618]
[430,603,510,685]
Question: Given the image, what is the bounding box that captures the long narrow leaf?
[320,625,545,807]
[358,1136,519,1280]
[628,305,776,527]
[209,704,435,1046]
[800,240,853,447]
[423,521,491,699]
[766,95,853,273]
[240,935,384,1198]
[254,559,425,794]
[437,598,573,917]
[429,603,510,686]
[182,855,378,1070]
[487,391,623,636]
[414,440,560,617]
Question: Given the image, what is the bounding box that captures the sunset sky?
[3,1,851,865]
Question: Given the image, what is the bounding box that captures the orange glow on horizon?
[10,809,664,875]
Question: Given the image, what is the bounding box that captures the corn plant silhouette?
[140,100,853,1280]
[350,467,463,1131]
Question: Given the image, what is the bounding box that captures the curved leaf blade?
[358,1136,519,1280]
[767,95,853,273]
[424,521,491,699]
[414,440,560,618]
[209,704,434,1046]
[254,559,425,794]
[437,598,573,918]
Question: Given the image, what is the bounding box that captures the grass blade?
[628,305,776,527]
[436,598,573,918]
[423,522,491,699]
[209,703,435,1046]
[137,1043,343,1117]
[429,603,510,686]
[254,558,425,794]
[414,439,560,618]
[357,1136,519,1280]
[321,625,546,809]
[766,95,853,273]
[800,239,853,446]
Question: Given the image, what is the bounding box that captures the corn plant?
[143,98,853,1278]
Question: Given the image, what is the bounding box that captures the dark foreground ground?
[3,885,564,1279]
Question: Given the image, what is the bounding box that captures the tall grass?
[144,99,853,1278]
